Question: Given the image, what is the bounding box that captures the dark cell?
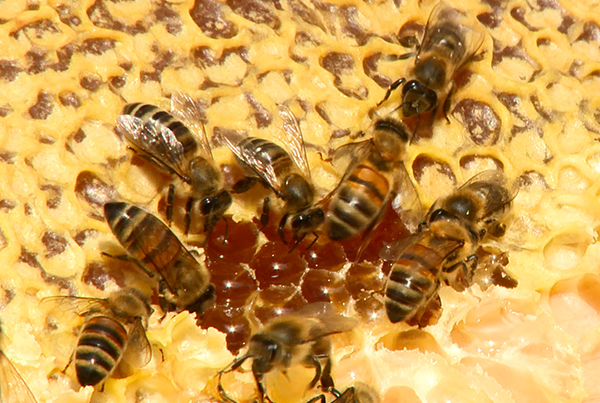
[245,92,272,128]
[288,0,326,31]
[55,4,81,27]
[74,171,116,208]
[354,294,384,322]
[73,229,99,246]
[320,52,354,74]
[86,0,148,34]
[154,3,182,34]
[205,219,258,265]
[201,307,251,354]
[58,91,81,108]
[189,0,237,39]
[81,261,125,291]
[210,264,257,308]
[397,20,424,48]
[301,269,350,307]
[300,242,347,272]
[42,231,67,258]
[0,60,22,82]
[80,74,103,91]
[412,154,456,185]
[459,154,504,171]
[28,91,54,120]
[26,48,48,75]
[363,53,393,88]
[250,242,307,288]
[50,43,75,72]
[477,11,502,29]
[452,99,501,146]
[0,200,16,212]
[226,0,280,30]
[340,6,372,46]
[81,38,115,55]
[345,263,385,298]
[253,286,307,324]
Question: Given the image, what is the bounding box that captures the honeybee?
[43,288,152,387]
[380,2,485,120]
[117,92,232,235]
[324,115,422,254]
[104,202,215,317]
[218,302,358,403]
[381,170,518,326]
[0,326,38,403]
[307,383,380,403]
[222,106,324,248]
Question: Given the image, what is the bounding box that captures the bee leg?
[304,232,319,251]
[305,395,327,403]
[278,213,290,245]
[485,219,506,237]
[100,252,155,278]
[258,197,270,232]
[184,197,193,235]
[217,371,240,403]
[166,184,175,227]
[319,356,335,392]
[377,77,406,107]
[254,371,269,403]
[232,176,259,194]
[442,85,455,123]
[306,355,323,390]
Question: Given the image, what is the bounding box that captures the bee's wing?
[418,2,485,75]
[290,302,358,340]
[116,114,189,182]
[330,140,373,177]
[41,296,108,317]
[170,91,214,162]
[221,129,280,192]
[379,232,424,262]
[460,170,518,217]
[122,319,152,369]
[391,164,424,234]
[0,352,38,403]
[275,105,311,180]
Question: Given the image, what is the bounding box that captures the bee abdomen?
[385,244,445,323]
[75,316,127,387]
[240,137,293,177]
[328,165,389,241]
[123,103,197,157]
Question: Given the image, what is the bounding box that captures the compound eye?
[429,209,453,223]
[200,197,216,214]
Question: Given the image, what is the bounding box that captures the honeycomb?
[1,0,600,402]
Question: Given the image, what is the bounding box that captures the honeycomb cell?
[250,241,307,288]
[379,329,444,355]
[210,263,257,309]
[543,231,591,271]
[345,263,385,298]
[252,285,307,324]
[354,294,385,321]
[452,99,501,146]
[300,241,347,272]
[300,269,350,306]
[201,307,251,354]
[205,218,258,265]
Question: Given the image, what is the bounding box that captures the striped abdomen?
[123,103,198,159]
[327,161,390,241]
[104,202,211,308]
[238,137,295,185]
[75,316,127,387]
[385,235,461,324]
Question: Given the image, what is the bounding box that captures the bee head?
[200,190,233,217]
[281,173,314,209]
[249,334,282,375]
[401,80,438,117]
[291,207,325,236]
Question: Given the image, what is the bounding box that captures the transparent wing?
[330,140,373,177]
[459,170,518,218]
[116,114,189,182]
[380,232,424,262]
[221,129,280,192]
[170,91,214,162]
[41,296,108,317]
[288,302,358,340]
[391,164,424,233]
[121,319,152,369]
[418,1,485,77]
[275,105,311,179]
[0,352,38,403]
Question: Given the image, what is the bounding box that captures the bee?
[324,115,422,255]
[218,302,357,403]
[104,202,215,317]
[43,287,152,388]
[306,383,380,403]
[382,170,518,325]
[116,92,232,235]
[222,106,324,248]
[380,2,485,120]
[0,327,38,403]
